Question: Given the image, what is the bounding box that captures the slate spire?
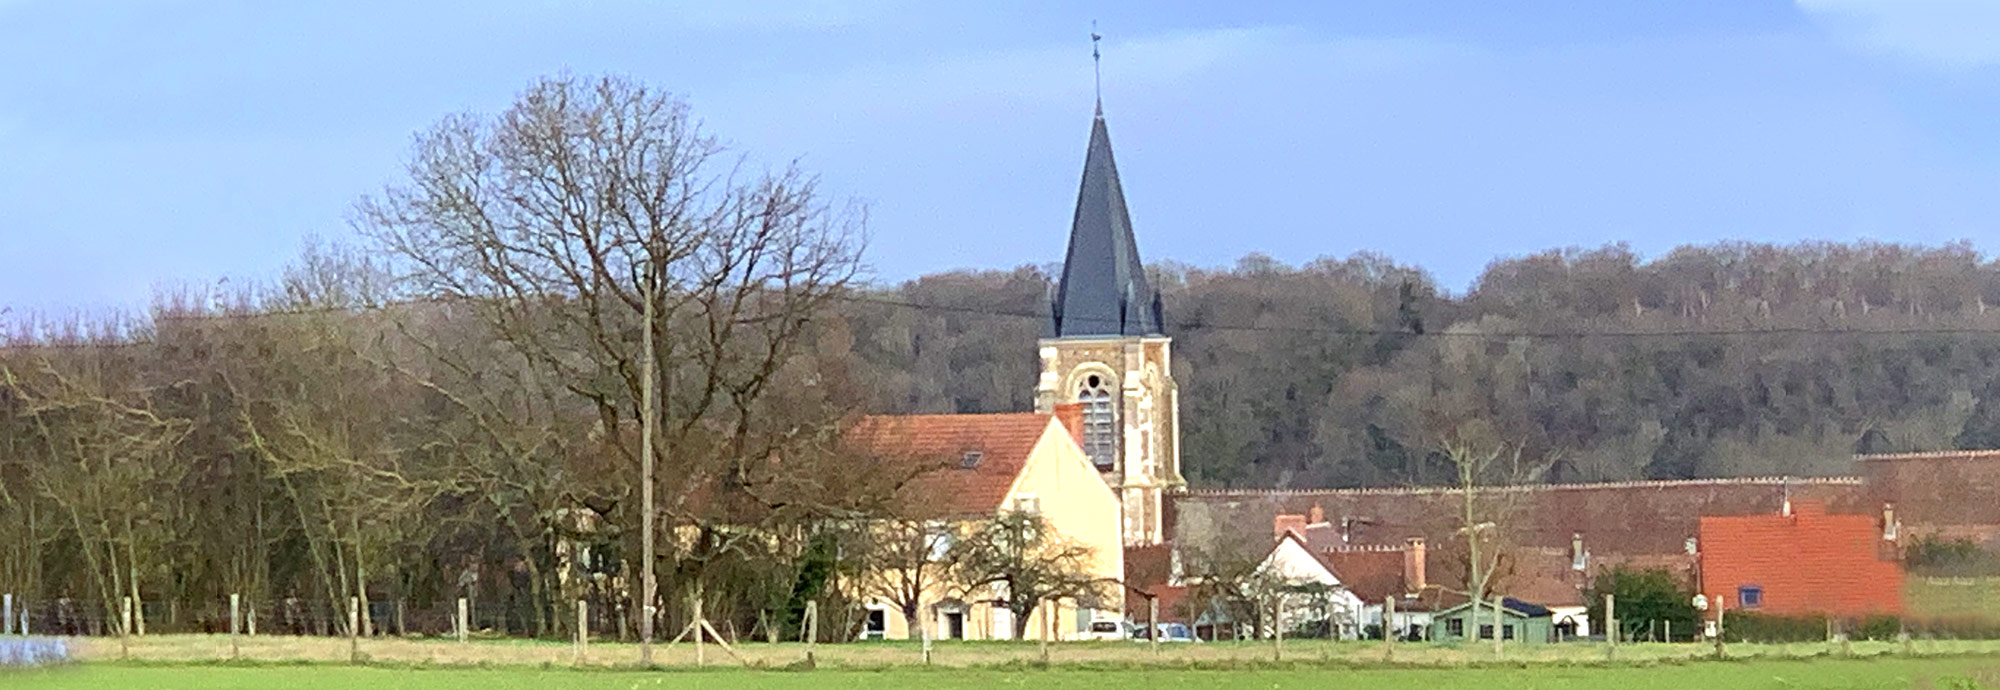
[1049,109,1163,338]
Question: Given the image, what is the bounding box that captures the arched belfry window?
[1080,375,1116,469]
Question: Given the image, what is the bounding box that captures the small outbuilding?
[1431,597,1556,645]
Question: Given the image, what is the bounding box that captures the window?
[960,451,983,469]
[1013,495,1041,515]
[1737,586,1763,610]
[1446,618,1464,637]
[1079,375,1116,469]
[925,521,954,561]
[1479,624,1494,640]
[1503,625,1516,640]
[863,608,887,640]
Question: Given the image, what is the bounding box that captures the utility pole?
[640,265,658,666]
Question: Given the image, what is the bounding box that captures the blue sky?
[4,1,2000,314]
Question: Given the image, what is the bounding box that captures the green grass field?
[9,657,2000,690]
[19,636,2000,689]
[57,634,2000,668]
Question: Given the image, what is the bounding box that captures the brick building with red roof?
[1698,500,1903,617]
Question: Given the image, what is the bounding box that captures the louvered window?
[1080,375,1116,469]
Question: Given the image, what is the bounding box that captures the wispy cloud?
[1799,0,2000,68]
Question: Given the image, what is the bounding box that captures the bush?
[1723,611,1829,643]
[1855,614,1902,641]
[1723,612,2000,641]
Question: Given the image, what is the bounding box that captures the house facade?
[845,413,1124,641]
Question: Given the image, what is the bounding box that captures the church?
[1036,98,1187,547]
[845,97,1185,641]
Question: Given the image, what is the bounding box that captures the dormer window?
[960,451,983,469]
[1080,375,1116,469]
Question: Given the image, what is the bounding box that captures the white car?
[1132,622,1200,642]
[1084,619,1133,641]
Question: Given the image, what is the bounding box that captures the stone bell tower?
[1036,101,1184,546]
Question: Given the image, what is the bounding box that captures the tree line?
[845,242,2000,488]
[11,71,2000,641]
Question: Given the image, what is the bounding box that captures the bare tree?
[0,344,188,632]
[1435,420,1549,646]
[354,73,867,647]
[852,518,956,640]
[946,511,1103,639]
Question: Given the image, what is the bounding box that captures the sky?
[5,1,2000,315]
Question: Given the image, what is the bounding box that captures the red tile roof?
[846,413,1055,518]
[1320,547,1410,605]
[1699,500,1903,617]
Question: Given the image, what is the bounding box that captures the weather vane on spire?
[1091,21,1103,116]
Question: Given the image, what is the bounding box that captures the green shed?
[1432,597,1556,645]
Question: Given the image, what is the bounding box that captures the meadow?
[10,656,2000,690]
[0,635,1996,689]
[51,633,2000,669]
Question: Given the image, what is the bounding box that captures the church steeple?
[1036,39,1184,547]
[1049,111,1163,338]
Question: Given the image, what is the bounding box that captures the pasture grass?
[10,655,2000,690]
[55,633,2000,669]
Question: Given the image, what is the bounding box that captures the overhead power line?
[10,290,2000,350]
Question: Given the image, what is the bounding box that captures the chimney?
[1052,403,1086,447]
[1308,503,1325,525]
[1403,537,1427,594]
[1273,514,1308,540]
[1882,502,1899,541]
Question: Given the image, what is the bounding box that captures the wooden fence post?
[348,596,361,664]
[1384,596,1396,660]
[804,600,818,665]
[2,593,10,635]
[247,600,257,637]
[1604,593,1617,660]
[1491,595,1503,658]
[1038,599,1050,664]
[457,597,469,643]
[229,593,241,660]
[1148,597,1160,656]
[1272,596,1284,662]
[119,596,131,660]
[1713,603,1726,659]
[695,594,706,667]
[574,599,587,666]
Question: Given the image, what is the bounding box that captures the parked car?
[1131,622,1200,643]
[1085,619,1133,641]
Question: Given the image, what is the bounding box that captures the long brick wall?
[1172,477,1870,559]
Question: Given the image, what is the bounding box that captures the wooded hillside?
[844,241,2000,489]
